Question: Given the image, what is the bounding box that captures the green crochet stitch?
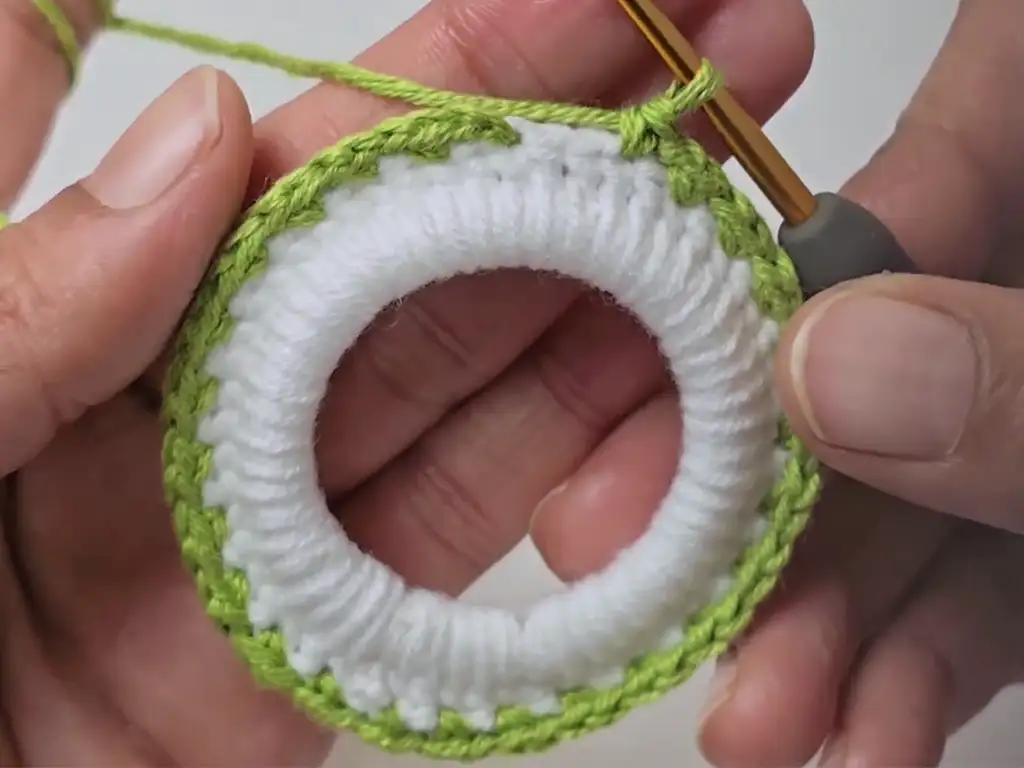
[12,3,821,761]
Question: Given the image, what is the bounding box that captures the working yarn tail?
[2,1,722,230]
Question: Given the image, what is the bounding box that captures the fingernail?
[790,293,977,459]
[818,737,846,767]
[699,653,738,732]
[528,481,567,534]
[85,67,222,209]
[820,741,869,768]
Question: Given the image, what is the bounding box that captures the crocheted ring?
[161,105,820,760]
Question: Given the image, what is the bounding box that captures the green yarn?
[31,0,80,81]
[104,11,729,131]
[161,89,819,761]
[2,1,715,227]
[7,5,821,759]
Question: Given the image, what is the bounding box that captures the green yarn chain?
[5,2,822,759]
[161,102,820,758]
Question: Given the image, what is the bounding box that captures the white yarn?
[199,118,781,731]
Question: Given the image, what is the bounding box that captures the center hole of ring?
[312,268,682,612]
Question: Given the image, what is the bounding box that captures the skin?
[0,1,814,764]
[0,1,1021,766]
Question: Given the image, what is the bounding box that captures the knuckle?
[531,345,608,434]
[398,451,507,580]
[0,240,50,346]
[433,0,559,101]
[358,296,480,410]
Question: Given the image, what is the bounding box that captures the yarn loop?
[620,67,723,157]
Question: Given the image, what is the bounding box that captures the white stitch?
[200,120,780,730]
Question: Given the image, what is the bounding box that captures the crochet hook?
[617,0,918,295]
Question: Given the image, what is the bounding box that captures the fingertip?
[529,463,656,583]
[78,64,254,294]
[529,393,678,582]
[79,66,253,218]
[166,66,254,220]
[697,581,850,767]
[829,637,950,768]
[716,0,815,112]
[773,0,816,95]
[205,67,255,186]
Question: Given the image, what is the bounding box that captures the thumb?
[775,0,1024,527]
[0,66,253,475]
[776,273,1024,535]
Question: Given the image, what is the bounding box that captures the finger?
[777,274,1024,534]
[522,363,964,764]
[696,476,957,767]
[822,529,1024,768]
[333,0,817,589]
[529,390,679,582]
[836,0,1024,282]
[0,67,252,475]
[338,293,666,594]
[270,0,815,497]
[0,476,149,764]
[317,270,580,494]
[0,0,106,206]
[15,395,333,766]
[251,0,814,184]
[524,372,953,766]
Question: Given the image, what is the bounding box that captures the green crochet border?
[161,107,821,761]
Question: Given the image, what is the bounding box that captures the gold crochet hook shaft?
[617,0,817,226]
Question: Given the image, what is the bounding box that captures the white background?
[15,1,1024,765]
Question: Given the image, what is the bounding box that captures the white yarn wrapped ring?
[162,113,819,758]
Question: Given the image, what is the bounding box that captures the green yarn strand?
[103,12,719,129]
[32,0,81,81]
[3,4,720,230]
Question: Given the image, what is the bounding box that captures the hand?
[697,1,1024,765]
[0,0,814,764]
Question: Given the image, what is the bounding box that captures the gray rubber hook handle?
[777,192,918,297]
